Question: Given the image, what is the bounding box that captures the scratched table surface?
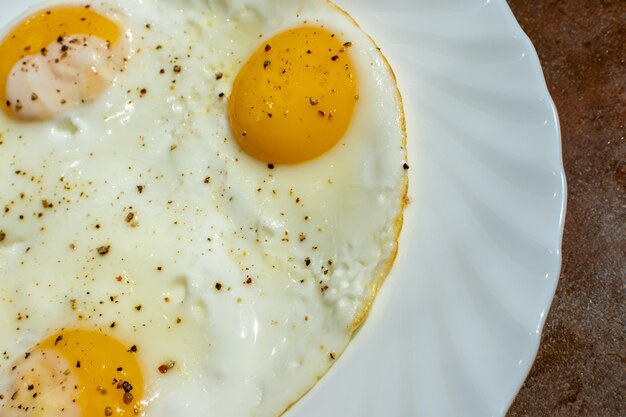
[504,1,625,416]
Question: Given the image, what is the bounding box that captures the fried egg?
[0,1,407,416]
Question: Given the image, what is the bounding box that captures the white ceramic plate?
[0,1,566,416]
[288,1,566,416]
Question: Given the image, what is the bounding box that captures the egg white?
[0,1,407,416]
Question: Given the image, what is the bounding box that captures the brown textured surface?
[505,1,626,416]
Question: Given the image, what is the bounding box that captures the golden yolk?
[228,27,358,164]
[3,329,143,417]
[0,5,122,119]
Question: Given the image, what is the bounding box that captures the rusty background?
[505,1,625,416]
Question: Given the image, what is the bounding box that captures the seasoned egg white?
[0,0,407,416]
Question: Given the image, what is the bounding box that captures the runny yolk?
[228,27,358,165]
[2,329,144,417]
[0,6,124,120]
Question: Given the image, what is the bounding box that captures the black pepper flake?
[27,384,34,391]
[123,391,133,405]
[121,381,133,392]
[267,163,274,169]
[54,335,63,345]
[136,185,144,193]
[139,88,147,97]
[31,93,38,101]
[61,44,69,52]
[304,257,311,266]
[218,92,225,98]
[158,361,176,374]
[173,65,182,73]
[128,345,137,353]
[331,55,339,61]
[403,163,410,170]
[343,42,352,47]
[215,72,223,80]
[309,97,319,106]
[57,36,63,43]
[97,245,111,255]
[215,282,222,290]
[329,352,336,360]
[263,60,271,69]
[134,305,142,311]
[76,361,81,368]
[264,44,271,52]
[0,231,5,241]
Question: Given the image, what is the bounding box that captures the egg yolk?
[0,6,125,121]
[2,329,144,417]
[229,27,358,164]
